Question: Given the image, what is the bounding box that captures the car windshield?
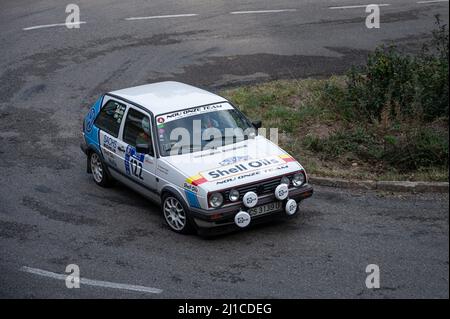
[156,103,254,156]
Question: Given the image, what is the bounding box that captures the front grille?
[223,172,298,203]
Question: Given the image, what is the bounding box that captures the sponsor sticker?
[125,145,145,180]
[279,154,296,163]
[202,156,283,181]
[103,135,117,153]
[183,182,199,193]
[219,155,250,166]
[155,103,233,124]
[185,155,293,187]
[157,117,165,124]
[185,154,297,187]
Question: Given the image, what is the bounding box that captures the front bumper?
[189,184,313,234]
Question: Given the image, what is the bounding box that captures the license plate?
[248,202,282,217]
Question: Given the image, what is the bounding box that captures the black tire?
[161,193,195,234]
[88,151,112,187]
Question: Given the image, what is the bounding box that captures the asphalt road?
[0,0,448,298]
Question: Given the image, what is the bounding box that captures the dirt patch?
[150,47,371,89]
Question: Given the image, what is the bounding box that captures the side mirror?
[136,143,153,156]
[252,120,262,129]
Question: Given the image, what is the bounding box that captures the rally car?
[81,81,313,235]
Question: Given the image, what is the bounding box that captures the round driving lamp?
[242,191,258,208]
[209,192,224,208]
[292,172,306,187]
[229,189,240,202]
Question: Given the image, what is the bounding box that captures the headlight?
[281,176,290,185]
[229,189,240,202]
[292,172,306,187]
[209,192,224,208]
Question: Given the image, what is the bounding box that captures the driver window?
[123,108,154,156]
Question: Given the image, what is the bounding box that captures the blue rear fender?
[83,95,104,154]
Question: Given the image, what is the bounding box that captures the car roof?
[108,81,228,115]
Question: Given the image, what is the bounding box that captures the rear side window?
[123,108,153,148]
[94,100,126,137]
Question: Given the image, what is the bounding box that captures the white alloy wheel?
[90,153,104,184]
[163,196,187,231]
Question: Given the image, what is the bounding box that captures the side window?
[94,100,126,138]
[123,108,154,155]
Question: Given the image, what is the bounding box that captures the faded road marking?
[417,0,448,4]
[23,22,86,31]
[328,4,391,10]
[20,266,163,294]
[125,14,198,21]
[230,9,297,14]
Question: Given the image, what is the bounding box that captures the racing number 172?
[130,158,143,179]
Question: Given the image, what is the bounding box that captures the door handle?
[117,146,125,152]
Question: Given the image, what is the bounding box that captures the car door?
[94,97,127,173]
[120,106,157,192]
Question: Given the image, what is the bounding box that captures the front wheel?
[162,195,194,234]
[89,152,112,187]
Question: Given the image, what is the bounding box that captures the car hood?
[162,136,304,192]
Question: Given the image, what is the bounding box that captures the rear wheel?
[162,194,194,234]
[89,152,112,187]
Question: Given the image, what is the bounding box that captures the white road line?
[20,266,163,294]
[125,13,198,21]
[417,0,449,4]
[230,9,297,14]
[328,4,391,10]
[23,21,86,31]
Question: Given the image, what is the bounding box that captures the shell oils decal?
[185,155,293,186]
[205,157,282,180]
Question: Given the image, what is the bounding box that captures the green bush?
[344,15,449,122]
[383,128,449,171]
[417,17,449,120]
[346,47,416,120]
[303,126,448,171]
[223,19,448,178]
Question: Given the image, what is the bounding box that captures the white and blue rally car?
[81,81,313,235]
